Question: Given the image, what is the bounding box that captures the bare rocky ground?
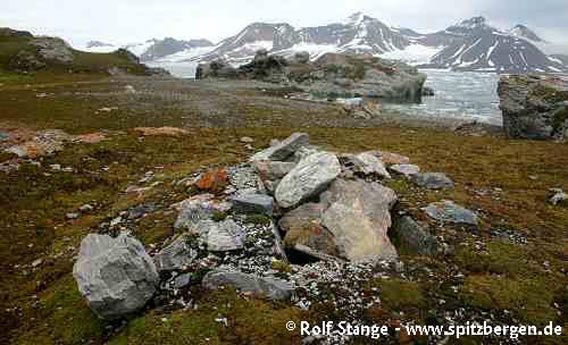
[0,74,567,345]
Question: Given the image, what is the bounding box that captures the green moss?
[455,241,532,276]
[211,210,228,222]
[271,260,292,273]
[371,278,426,312]
[110,290,305,345]
[16,276,105,344]
[245,213,272,226]
[463,275,557,325]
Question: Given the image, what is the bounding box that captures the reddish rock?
[196,168,229,194]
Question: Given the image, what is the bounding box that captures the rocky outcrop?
[73,234,159,320]
[498,74,568,140]
[197,51,426,102]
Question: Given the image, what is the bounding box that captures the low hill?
[0,27,167,76]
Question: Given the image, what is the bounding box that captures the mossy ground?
[1,74,568,344]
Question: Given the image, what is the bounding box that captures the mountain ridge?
[78,13,566,73]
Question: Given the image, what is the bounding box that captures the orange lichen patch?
[76,132,105,144]
[196,168,229,194]
[133,126,190,137]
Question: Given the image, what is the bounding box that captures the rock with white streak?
[73,233,159,320]
[275,152,341,209]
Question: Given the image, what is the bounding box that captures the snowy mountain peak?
[459,16,487,28]
[345,12,373,25]
[85,40,114,48]
[509,24,544,43]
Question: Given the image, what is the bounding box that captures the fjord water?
[382,69,502,125]
[154,63,503,125]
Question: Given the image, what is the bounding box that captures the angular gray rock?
[279,203,339,257]
[413,172,454,190]
[203,219,245,251]
[254,160,297,180]
[202,269,294,300]
[424,200,478,226]
[275,151,341,209]
[230,194,274,215]
[173,194,232,231]
[250,132,309,161]
[73,233,159,320]
[390,216,439,256]
[498,74,568,140]
[389,164,420,177]
[154,235,198,272]
[320,179,398,261]
[342,152,390,178]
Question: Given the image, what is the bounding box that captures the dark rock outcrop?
[498,74,568,140]
[197,51,426,102]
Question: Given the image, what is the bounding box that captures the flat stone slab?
[202,269,294,300]
[390,164,420,177]
[424,200,478,225]
[230,194,274,215]
[414,172,454,190]
[250,132,309,161]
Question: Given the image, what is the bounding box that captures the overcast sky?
[2,0,567,50]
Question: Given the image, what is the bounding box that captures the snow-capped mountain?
[78,13,566,74]
[78,37,214,62]
[509,24,545,43]
[184,14,564,73]
[419,17,564,73]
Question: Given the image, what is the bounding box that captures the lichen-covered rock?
[254,160,297,180]
[275,151,341,209]
[173,194,232,232]
[424,200,478,226]
[202,269,294,300]
[250,132,309,162]
[73,234,159,320]
[320,179,398,261]
[498,74,568,140]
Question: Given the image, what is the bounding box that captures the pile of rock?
[498,74,568,140]
[73,132,479,320]
[197,50,427,102]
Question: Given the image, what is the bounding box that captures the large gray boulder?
[202,269,294,300]
[498,74,568,140]
[341,152,391,178]
[73,234,159,320]
[250,132,309,162]
[320,179,399,261]
[275,151,341,209]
